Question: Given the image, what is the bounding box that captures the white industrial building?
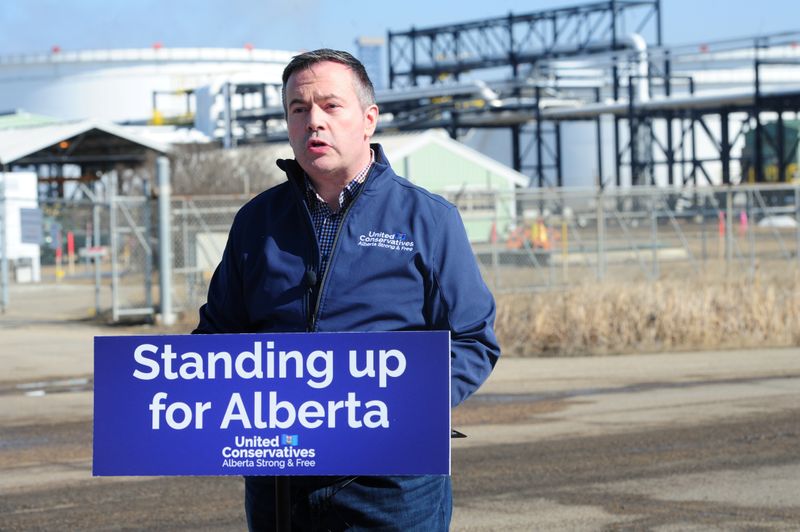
[0,47,295,126]
[0,172,41,282]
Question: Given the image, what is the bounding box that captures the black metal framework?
[751,59,800,184]
[226,82,284,145]
[385,1,662,188]
[388,1,662,88]
[223,4,800,195]
[520,86,564,187]
[606,55,800,192]
[384,23,800,192]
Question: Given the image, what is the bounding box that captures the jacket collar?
[277,143,392,192]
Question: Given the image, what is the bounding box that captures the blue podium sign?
[93,331,451,476]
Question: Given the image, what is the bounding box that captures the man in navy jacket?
[195,48,500,531]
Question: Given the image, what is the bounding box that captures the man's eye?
[291,107,306,114]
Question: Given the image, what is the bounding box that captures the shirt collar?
[304,149,375,212]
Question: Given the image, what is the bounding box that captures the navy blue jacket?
[195,144,500,406]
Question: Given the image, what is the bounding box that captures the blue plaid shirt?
[305,151,374,276]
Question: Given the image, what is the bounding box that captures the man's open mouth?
[307,139,329,148]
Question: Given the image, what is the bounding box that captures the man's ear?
[364,104,379,137]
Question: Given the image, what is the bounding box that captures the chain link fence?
[168,184,800,309]
[3,183,798,321]
[0,184,153,321]
[170,195,247,316]
[26,194,152,321]
[37,197,107,282]
[109,194,154,321]
[473,184,800,292]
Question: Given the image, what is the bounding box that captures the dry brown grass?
[495,270,800,356]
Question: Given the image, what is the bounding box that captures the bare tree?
[170,143,294,196]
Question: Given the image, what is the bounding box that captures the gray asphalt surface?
[1,283,799,530]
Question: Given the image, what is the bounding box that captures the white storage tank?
[0,47,296,123]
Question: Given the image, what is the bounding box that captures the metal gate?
[109,186,154,321]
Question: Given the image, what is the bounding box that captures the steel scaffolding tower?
[387,1,662,87]
[223,3,800,195]
[386,1,662,187]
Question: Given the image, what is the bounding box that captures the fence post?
[157,156,176,326]
[143,179,154,315]
[651,192,659,280]
[0,173,8,313]
[725,188,734,277]
[110,171,119,322]
[596,188,606,281]
[181,198,191,305]
[93,183,102,315]
[796,185,800,270]
[491,192,499,291]
[747,190,755,280]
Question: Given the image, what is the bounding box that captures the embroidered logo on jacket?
[358,231,415,252]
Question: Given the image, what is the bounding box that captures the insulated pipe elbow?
[626,33,650,103]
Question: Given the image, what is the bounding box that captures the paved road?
[451,383,800,530]
[1,283,799,530]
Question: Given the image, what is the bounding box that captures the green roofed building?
[0,110,63,130]
[377,130,526,243]
[254,129,528,243]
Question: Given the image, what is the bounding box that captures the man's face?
[285,61,378,184]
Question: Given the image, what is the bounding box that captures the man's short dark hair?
[281,48,376,111]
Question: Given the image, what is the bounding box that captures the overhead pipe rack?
[227,3,800,193]
[387,1,662,87]
[386,1,663,187]
[384,3,800,190]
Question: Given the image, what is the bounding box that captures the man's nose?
[307,106,324,131]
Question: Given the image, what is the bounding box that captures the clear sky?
[0,0,798,57]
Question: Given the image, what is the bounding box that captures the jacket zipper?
[303,266,317,332]
[308,168,374,332]
[287,176,322,332]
